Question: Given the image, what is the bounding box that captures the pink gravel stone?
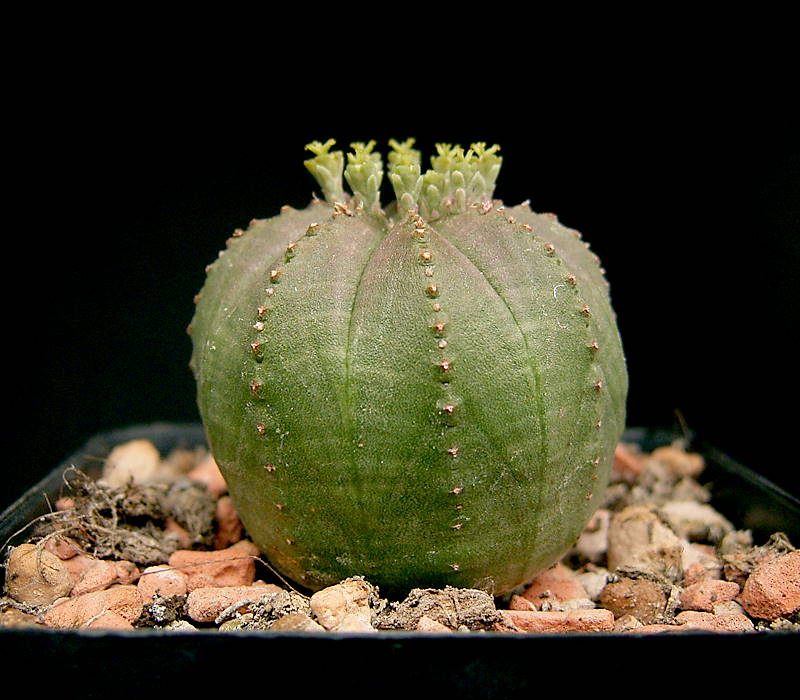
[137,565,189,600]
[83,610,134,630]
[44,585,144,629]
[682,559,722,588]
[521,563,588,607]
[168,540,260,590]
[683,561,714,587]
[309,579,376,630]
[417,615,453,633]
[502,609,614,633]
[114,561,140,585]
[509,595,537,611]
[61,553,99,586]
[43,536,83,560]
[675,610,755,633]
[739,550,800,621]
[613,442,645,481]
[71,560,120,596]
[214,496,243,549]
[680,579,740,612]
[186,582,283,623]
[164,518,193,550]
[188,453,228,497]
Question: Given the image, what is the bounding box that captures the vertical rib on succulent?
[190,138,627,599]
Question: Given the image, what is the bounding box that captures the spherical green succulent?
[189,138,627,599]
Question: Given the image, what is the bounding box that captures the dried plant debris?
[375,586,502,632]
[137,593,188,628]
[2,437,798,634]
[24,468,216,567]
[218,590,314,631]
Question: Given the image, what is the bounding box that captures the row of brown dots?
[501,206,607,490]
[410,212,465,575]
[412,212,459,450]
[249,214,329,549]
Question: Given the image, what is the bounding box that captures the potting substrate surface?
[2,434,798,635]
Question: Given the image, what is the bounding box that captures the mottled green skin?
[190,198,627,598]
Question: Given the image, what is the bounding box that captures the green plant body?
[189,139,627,599]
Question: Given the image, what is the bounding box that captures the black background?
[6,70,799,514]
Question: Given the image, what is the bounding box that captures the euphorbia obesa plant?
[189,138,627,598]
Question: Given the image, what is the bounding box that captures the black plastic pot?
[1,423,798,695]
